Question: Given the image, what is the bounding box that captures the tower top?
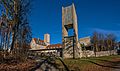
[62,3,74,8]
[62,3,77,29]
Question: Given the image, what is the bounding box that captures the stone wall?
[81,50,117,57]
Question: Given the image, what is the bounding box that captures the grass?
[55,55,120,71]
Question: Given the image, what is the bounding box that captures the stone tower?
[62,3,82,58]
[44,33,50,45]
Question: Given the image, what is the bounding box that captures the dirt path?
[111,58,120,71]
[31,56,64,71]
[112,63,120,71]
[82,57,120,71]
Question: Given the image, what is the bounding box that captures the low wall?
[81,50,117,57]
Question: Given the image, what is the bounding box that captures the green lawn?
[55,55,120,71]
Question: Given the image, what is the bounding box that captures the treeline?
[91,32,117,52]
[0,0,32,62]
[0,0,31,51]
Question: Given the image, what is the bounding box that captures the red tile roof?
[33,38,46,46]
[33,38,44,42]
[46,44,63,49]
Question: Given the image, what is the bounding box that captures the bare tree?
[91,32,99,57]
[0,0,32,62]
[98,33,105,51]
[106,33,116,55]
[91,31,117,56]
[0,0,31,51]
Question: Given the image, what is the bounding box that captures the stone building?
[79,36,93,50]
[30,38,47,50]
[79,36,91,46]
[30,33,50,50]
[30,34,63,53]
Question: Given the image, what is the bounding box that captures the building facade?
[79,36,91,46]
[30,34,63,55]
[30,38,46,50]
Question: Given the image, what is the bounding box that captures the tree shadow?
[83,59,120,69]
[30,57,49,71]
[30,56,67,71]
[93,58,120,65]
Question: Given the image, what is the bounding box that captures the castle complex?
[30,3,117,58]
[30,3,83,58]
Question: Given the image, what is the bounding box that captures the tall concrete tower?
[44,33,50,45]
[62,3,82,58]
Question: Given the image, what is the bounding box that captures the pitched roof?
[46,44,63,49]
[33,38,46,46]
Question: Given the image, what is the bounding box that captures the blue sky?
[29,0,120,44]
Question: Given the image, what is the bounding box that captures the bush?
[0,48,31,64]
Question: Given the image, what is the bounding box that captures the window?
[68,29,74,36]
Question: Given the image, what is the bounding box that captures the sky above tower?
[29,0,120,44]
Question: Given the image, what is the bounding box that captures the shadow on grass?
[83,59,120,69]
[93,58,120,65]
